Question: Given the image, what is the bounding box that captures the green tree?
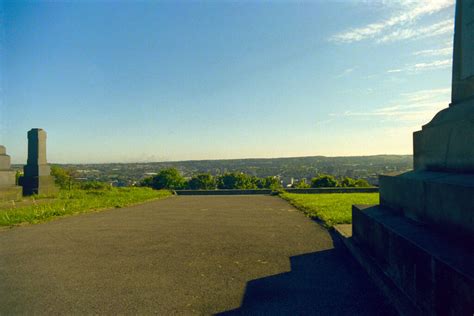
[295,178,311,189]
[340,177,357,187]
[262,176,282,190]
[145,168,186,190]
[311,174,338,188]
[354,179,371,187]
[187,173,216,190]
[51,165,76,189]
[217,173,257,189]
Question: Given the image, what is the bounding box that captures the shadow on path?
[218,232,396,316]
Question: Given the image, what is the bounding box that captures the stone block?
[0,155,11,170]
[352,205,474,316]
[379,171,474,237]
[0,170,16,187]
[0,186,22,202]
[0,145,5,155]
[24,164,51,177]
[414,99,474,172]
[22,175,58,196]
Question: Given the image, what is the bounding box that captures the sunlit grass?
[280,192,379,227]
[0,187,172,227]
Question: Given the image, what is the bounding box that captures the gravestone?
[0,145,22,201]
[22,128,58,196]
[351,1,474,314]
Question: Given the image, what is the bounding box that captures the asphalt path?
[0,195,396,315]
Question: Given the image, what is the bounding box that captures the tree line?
[139,168,371,190]
[49,166,372,191]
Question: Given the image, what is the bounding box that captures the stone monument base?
[379,171,474,237]
[413,98,474,172]
[22,176,58,196]
[352,204,474,315]
[0,186,23,202]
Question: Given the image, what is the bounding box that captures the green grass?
[0,187,172,227]
[280,192,379,227]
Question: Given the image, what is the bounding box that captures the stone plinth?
[22,129,58,196]
[353,205,474,315]
[350,1,474,314]
[379,171,474,237]
[414,98,474,172]
[0,145,22,201]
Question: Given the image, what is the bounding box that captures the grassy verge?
[280,192,379,227]
[0,187,172,227]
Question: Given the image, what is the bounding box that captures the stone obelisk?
[351,1,474,314]
[22,128,58,195]
[0,145,22,201]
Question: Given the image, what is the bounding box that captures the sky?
[0,0,455,163]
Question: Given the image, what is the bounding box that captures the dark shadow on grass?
[216,231,397,316]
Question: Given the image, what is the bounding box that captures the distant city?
[13,155,412,188]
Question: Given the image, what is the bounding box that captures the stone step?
[352,204,474,315]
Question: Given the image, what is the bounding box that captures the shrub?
[79,181,110,190]
[187,174,216,190]
[142,168,186,190]
[217,173,257,190]
[311,174,338,188]
[355,179,371,187]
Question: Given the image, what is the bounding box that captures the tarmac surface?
[0,195,396,315]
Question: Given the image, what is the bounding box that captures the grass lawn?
[0,187,172,227]
[280,192,379,227]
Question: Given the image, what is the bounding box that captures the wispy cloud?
[413,46,452,57]
[332,87,450,123]
[387,58,451,74]
[335,67,357,78]
[331,0,454,44]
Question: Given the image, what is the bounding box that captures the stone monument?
[351,0,473,314]
[0,145,22,201]
[22,128,58,196]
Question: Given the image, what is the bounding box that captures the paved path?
[0,196,396,315]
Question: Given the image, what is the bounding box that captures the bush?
[79,181,110,190]
[187,174,216,190]
[141,168,186,190]
[294,179,311,189]
[340,177,357,187]
[51,165,76,189]
[354,179,371,187]
[311,174,338,188]
[217,173,257,190]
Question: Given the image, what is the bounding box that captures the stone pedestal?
[0,145,22,201]
[22,129,58,196]
[351,1,474,314]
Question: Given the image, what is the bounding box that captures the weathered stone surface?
[0,146,5,155]
[24,164,51,177]
[22,129,58,196]
[0,155,11,170]
[0,186,22,202]
[414,98,474,172]
[379,171,474,237]
[0,171,16,187]
[352,205,474,316]
[22,176,58,196]
[452,0,474,103]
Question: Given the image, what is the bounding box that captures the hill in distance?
[29,154,413,187]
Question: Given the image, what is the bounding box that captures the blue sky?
[1,0,455,163]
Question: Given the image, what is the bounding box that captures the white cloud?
[335,67,357,78]
[387,58,451,74]
[413,46,452,57]
[331,0,454,44]
[377,18,453,43]
[332,87,450,123]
